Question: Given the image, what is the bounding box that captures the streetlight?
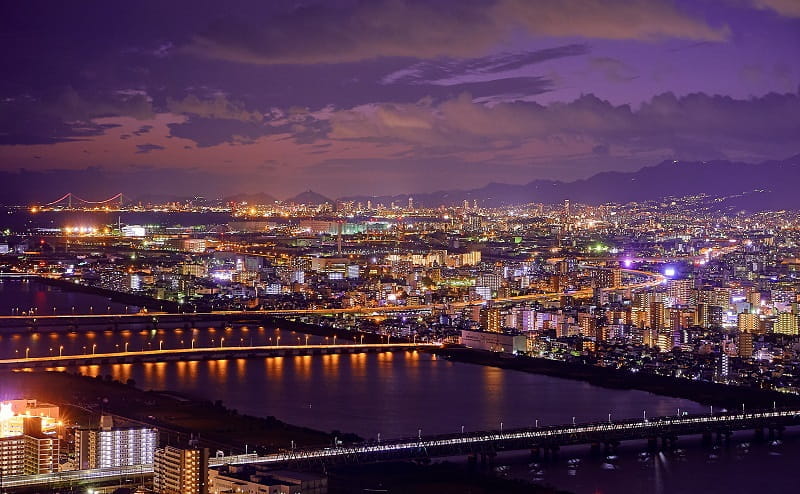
[220,337,224,347]
[276,336,280,346]
[25,348,29,359]
[305,335,310,346]
[92,344,96,355]
[59,345,63,357]
[125,342,129,352]
[191,339,195,349]
[159,341,163,351]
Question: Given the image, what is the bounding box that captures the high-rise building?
[154,445,209,494]
[696,303,724,329]
[738,332,754,358]
[0,416,59,476]
[649,301,666,329]
[774,312,799,335]
[75,416,157,470]
[479,307,502,332]
[737,312,760,334]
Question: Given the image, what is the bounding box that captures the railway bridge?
[2,408,798,490]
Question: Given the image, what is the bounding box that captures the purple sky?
[1,0,798,198]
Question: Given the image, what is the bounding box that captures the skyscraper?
[154,445,209,494]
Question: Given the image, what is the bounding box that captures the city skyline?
[1,0,798,197]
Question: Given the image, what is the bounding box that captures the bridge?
[0,268,664,332]
[2,408,798,490]
[32,192,130,210]
[0,343,437,369]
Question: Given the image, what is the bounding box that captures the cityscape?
[1,1,799,493]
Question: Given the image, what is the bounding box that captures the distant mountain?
[341,155,800,210]
[285,190,333,205]
[224,192,278,204]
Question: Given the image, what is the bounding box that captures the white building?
[75,416,157,469]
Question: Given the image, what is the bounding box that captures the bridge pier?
[647,437,658,451]
[590,442,601,455]
[702,431,713,447]
[714,430,731,446]
[544,445,559,461]
[530,447,540,460]
[767,427,783,440]
[604,441,619,455]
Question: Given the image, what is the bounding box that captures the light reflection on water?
[71,351,705,442]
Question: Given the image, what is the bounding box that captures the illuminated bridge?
[0,343,438,370]
[2,408,798,490]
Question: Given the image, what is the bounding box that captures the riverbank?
[0,370,359,453]
[36,276,181,312]
[432,347,800,410]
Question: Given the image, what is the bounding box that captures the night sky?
[1,0,798,199]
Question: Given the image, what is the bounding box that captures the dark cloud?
[186,0,727,65]
[166,94,263,122]
[327,90,800,162]
[135,143,166,154]
[382,45,589,84]
[0,88,153,145]
[167,118,266,147]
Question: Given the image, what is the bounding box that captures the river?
[2,279,796,494]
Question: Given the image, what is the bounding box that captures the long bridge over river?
[0,342,437,369]
[2,408,798,490]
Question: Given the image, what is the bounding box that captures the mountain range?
[2,155,799,210]
[339,155,800,210]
